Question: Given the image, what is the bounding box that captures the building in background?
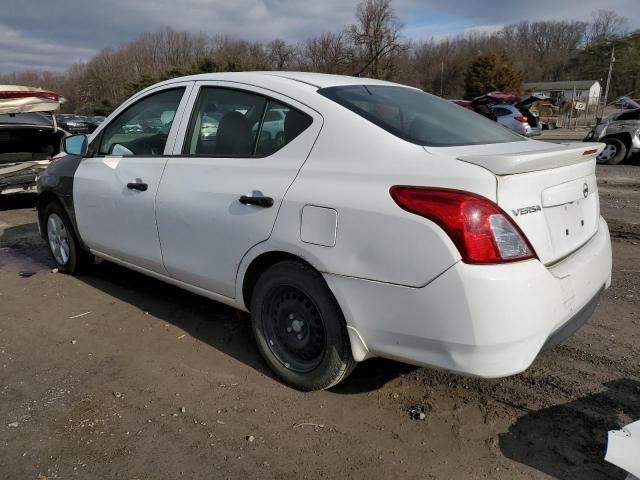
[523,80,602,106]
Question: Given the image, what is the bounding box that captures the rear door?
[156,81,322,298]
[74,83,192,272]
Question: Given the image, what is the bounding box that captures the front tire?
[251,260,356,391]
[43,202,93,274]
[598,138,627,165]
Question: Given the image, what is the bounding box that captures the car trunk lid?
[454,141,604,265]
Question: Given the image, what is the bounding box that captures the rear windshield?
[318,85,524,147]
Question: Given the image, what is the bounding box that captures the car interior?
[186,88,311,157]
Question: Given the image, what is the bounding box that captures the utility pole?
[440,59,444,97]
[601,46,615,118]
[568,84,576,129]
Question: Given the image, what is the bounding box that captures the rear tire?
[598,138,626,165]
[251,260,356,391]
[43,202,93,274]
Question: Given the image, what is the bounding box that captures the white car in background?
[37,72,612,391]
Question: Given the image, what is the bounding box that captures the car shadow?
[0,220,413,393]
[499,378,640,480]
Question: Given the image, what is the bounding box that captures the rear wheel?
[251,260,355,391]
[44,202,93,274]
[598,138,626,165]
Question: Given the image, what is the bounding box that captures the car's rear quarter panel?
[262,101,498,288]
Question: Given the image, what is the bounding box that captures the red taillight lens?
[514,115,528,123]
[389,186,536,264]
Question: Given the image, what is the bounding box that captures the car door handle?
[239,195,274,208]
[127,182,148,191]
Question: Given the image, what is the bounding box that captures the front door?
[74,84,192,273]
[156,82,321,298]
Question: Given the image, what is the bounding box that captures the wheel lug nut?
[288,313,295,320]
[296,334,303,340]
[286,327,292,333]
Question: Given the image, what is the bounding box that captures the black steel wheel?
[262,285,327,373]
[251,260,356,391]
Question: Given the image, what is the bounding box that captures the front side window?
[319,85,524,147]
[99,88,185,156]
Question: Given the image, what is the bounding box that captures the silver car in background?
[491,103,542,137]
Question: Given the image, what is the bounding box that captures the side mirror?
[63,134,88,156]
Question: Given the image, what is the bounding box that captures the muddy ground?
[0,161,639,479]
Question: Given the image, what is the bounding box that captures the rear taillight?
[514,115,528,123]
[389,187,536,264]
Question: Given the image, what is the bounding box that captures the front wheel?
[251,260,356,391]
[43,202,94,274]
[597,138,627,165]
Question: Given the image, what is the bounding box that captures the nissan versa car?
[36,72,612,391]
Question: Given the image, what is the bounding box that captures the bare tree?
[266,39,296,70]
[587,10,628,44]
[300,32,352,74]
[349,0,405,79]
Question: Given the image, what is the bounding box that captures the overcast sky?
[1,0,637,74]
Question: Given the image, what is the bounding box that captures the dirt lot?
[1,163,639,480]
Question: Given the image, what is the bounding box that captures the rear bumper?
[325,216,612,377]
[527,126,542,137]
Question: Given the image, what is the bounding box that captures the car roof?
[149,71,404,93]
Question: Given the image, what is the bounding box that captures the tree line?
[0,1,634,114]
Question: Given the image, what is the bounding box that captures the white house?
[523,80,602,105]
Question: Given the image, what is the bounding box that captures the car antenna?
[352,42,394,78]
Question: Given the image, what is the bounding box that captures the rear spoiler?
[457,143,604,175]
[0,85,62,114]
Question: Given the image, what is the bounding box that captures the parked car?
[56,114,92,134]
[0,86,65,195]
[87,116,106,132]
[492,103,542,136]
[452,93,543,136]
[37,72,612,391]
[470,92,544,137]
[584,107,640,164]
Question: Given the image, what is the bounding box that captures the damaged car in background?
[585,97,640,165]
[454,92,545,137]
[0,86,65,195]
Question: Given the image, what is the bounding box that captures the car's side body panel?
[234,96,499,303]
[155,80,324,298]
[73,82,195,274]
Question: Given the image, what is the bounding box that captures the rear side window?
[99,88,184,156]
[184,87,312,157]
[492,107,513,117]
[319,85,524,147]
[617,110,640,121]
[184,88,266,156]
[255,101,312,156]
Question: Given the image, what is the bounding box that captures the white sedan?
[36,72,612,391]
